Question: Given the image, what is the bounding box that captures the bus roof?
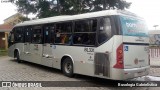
[15,10,141,27]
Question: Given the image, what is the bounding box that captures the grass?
[0,49,8,56]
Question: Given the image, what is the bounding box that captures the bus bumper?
[111,66,150,80]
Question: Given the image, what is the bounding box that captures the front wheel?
[62,58,74,77]
[15,51,22,63]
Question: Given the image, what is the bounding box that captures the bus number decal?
[84,48,94,52]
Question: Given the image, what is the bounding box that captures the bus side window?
[50,26,55,43]
[43,25,55,44]
[98,18,112,44]
[73,19,97,46]
[32,26,42,44]
[55,22,72,44]
[55,27,61,43]
[14,27,24,43]
[44,26,50,43]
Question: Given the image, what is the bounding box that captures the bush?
[0,49,7,56]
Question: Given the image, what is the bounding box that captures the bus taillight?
[113,44,124,69]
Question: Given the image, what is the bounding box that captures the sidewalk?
[150,66,160,76]
[149,58,160,76]
[150,58,160,67]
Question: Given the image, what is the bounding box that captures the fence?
[150,47,160,66]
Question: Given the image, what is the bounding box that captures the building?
[3,13,23,26]
[0,13,24,50]
[0,24,13,49]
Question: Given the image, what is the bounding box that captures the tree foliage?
[10,0,131,18]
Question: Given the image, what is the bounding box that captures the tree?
[60,0,131,14]
[19,16,30,21]
[10,0,131,18]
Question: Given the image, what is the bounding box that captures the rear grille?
[94,53,110,77]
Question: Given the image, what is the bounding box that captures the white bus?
[8,10,149,80]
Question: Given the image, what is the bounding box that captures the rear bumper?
[111,66,150,80]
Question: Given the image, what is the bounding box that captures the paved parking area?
[0,56,160,90]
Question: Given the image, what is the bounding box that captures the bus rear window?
[120,16,148,37]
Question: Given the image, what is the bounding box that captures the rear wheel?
[62,58,74,77]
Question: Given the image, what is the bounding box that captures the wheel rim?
[64,62,72,73]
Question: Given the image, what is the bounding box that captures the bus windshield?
[120,16,148,37]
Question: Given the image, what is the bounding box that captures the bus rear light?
[113,44,124,69]
[119,49,122,52]
[118,60,123,64]
[118,54,123,59]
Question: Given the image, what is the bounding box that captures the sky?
[126,0,160,30]
[0,2,17,23]
[0,0,160,30]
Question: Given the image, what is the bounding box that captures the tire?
[15,51,22,63]
[62,58,74,77]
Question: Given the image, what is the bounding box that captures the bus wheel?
[15,51,21,63]
[62,58,74,77]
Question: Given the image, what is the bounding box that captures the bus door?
[42,25,55,67]
[30,26,43,64]
[23,43,31,61]
[23,27,32,61]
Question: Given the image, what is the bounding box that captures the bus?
[8,10,149,80]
